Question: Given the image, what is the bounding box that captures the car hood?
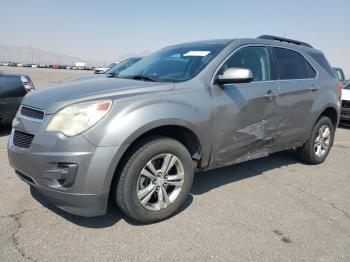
[70,74,111,82]
[342,88,350,101]
[22,78,174,114]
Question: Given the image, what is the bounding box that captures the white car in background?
[333,67,348,86]
[94,62,118,74]
[341,82,350,122]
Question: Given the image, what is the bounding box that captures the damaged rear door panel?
[271,47,318,149]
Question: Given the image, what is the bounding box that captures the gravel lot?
[1,66,349,262]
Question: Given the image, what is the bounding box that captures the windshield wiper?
[132,75,157,82]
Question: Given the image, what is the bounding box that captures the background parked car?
[341,82,350,123]
[0,71,35,125]
[94,62,118,74]
[73,57,142,82]
[333,67,347,86]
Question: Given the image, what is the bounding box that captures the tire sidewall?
[118,138,194,223]
[308,117,334,163]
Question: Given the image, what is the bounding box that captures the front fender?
[83,93,212,161]
[83,94,213,195]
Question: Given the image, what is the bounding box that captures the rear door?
[272,47,318,148]
[210,45,279,168]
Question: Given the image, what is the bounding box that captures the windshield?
[118,43,225,82]
[345,82,350,90]
[105,58,142,75]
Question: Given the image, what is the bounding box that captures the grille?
[20,106,45,120]
[13,130,34,148]
[342,101,350,109]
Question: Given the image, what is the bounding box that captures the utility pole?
[31,44,34,64]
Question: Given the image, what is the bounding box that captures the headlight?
[46,100,112,136]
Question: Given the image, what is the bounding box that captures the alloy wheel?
[314,125,331,158]
[136,153,185,211]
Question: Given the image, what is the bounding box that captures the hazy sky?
[1,0,349,75]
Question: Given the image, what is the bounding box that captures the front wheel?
[115,137,194,224]
[298,116,335,164]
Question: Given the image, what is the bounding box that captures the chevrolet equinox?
[8,35,341,223]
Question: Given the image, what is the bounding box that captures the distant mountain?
[0,44,101,66]
[0,44,152,66]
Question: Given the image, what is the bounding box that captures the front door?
[210,46,279,168]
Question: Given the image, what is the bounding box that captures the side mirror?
[215,68,253,85]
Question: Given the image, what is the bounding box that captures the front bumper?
[8,127,121,217]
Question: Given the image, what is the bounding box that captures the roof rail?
[257,35,313,48]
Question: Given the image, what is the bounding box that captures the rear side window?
[308,52,335,77]
[305,60,316,78]
[273,47,316,80]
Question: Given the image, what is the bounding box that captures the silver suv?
[8,35,341,223]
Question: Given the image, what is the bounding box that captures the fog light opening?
[42,163,78,188]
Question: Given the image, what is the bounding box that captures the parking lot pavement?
[0,68,349,262]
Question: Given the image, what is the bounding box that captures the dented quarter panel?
[306,77,340,131]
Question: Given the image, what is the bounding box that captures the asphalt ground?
[0,66,349,261]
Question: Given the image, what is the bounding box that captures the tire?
[115,136,194,224]
[298,116,335,164]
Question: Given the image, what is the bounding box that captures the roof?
[172,39,235,46]
[257,35,313,48]
[165,36,317,52]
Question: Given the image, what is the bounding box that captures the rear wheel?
[298,116,334,164]
[115,137,194,224]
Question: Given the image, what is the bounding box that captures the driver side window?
[218,46,271,82]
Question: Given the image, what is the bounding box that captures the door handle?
[309,85,319,91]
[264,90,278,98]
